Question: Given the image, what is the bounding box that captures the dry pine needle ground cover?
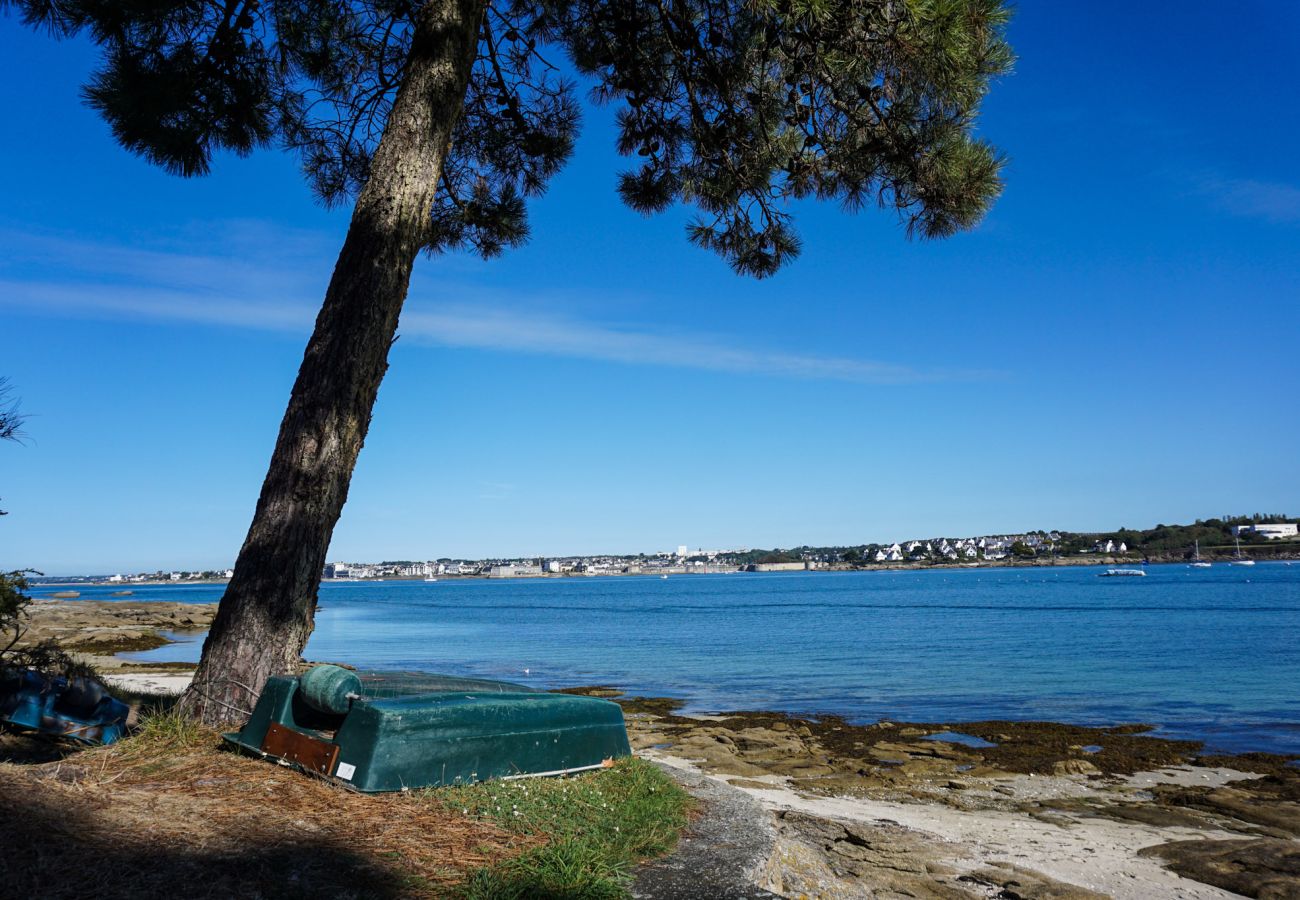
[0,713,540,899]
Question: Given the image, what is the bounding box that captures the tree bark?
[179,0,487,726]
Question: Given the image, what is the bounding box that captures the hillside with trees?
[1058,514,1295,560]
[713,514,1296,568]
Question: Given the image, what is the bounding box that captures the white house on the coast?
[873,544,905,562]
[1232,523,1298,540]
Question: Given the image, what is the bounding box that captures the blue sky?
[2,3,1297,573]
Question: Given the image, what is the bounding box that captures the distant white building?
[1233,523,1297,540]
[488,564,543,578]
[676,545,688,558]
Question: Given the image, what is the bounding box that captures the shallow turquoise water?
[57,563,1300,754]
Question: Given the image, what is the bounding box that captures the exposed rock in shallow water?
[1139,838,1300,899]
[732,727,816,762]
[874,740,982,763]
[19,600,216,665]
[599,691,1213,778]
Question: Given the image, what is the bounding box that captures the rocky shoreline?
[566,689,1300,898]
[14,600,1300,897]
[18,599,214,668]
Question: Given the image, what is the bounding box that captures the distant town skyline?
[3,3,1298,573]
[31,515,1296,578]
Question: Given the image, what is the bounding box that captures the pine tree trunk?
[179,0,486,726]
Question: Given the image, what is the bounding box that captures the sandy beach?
[101,672,195,695]
[649,753,1251,898]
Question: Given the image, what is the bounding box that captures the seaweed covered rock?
[1139,838,1300,899]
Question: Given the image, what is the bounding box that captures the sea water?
[54,563,1300,755]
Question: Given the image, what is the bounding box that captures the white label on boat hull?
[336,761,356,781]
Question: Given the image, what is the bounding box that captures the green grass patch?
[114,705,211,758]
[439,758,693,898]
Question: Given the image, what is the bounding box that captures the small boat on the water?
[1099,568,1146,577]
[1230,537,1256,567]
[1189,540,1211,568]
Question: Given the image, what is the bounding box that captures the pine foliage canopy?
[4,0,1011,275]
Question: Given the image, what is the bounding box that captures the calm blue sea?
[45,563,1300,755]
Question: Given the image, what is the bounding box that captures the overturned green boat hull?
[224,670,630,792]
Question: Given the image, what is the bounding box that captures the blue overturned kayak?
[224,666,631,792]
[0,668,130,745]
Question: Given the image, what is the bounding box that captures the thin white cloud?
[0,280,316,332]
[5,223,334,295]
[1,225,992,385]
[399,306,954,384]
[1197,175,1300,224]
